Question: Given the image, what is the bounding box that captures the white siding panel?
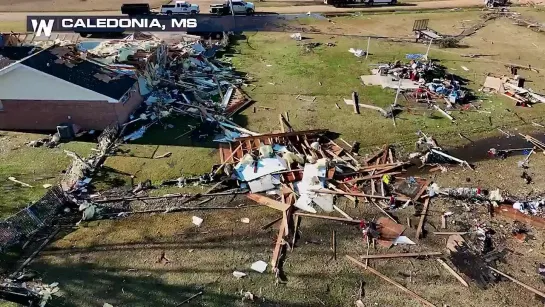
[0,65,117,102]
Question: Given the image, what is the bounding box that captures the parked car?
[209,0,255,15]
[160,1,200,15]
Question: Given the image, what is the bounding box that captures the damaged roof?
[0,46,137,100]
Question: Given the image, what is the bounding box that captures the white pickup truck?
[160,1,200,15]
[210,0,255,15]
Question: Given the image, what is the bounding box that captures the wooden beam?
[494,205,545,229]
[415,198,430,241]
[488,266,545,298]
[359,252,442,259]
[247,194,289,212]
[346,255,437,307]
[294,212,360,223]
[346,172,402,184]
[333,205,354,220]
[308,189,411,202]
[436,258,468,287]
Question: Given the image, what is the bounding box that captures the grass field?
[2,8,545,307]
[0,132,94,217]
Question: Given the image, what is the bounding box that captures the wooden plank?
[279,114,285,133]
[213,143,244,176]
[294,212,360,223]
[346,172,402,184]
[436,258,468,287]
[376,217,405,248]
[346,255,437,307]
[247,194,289,212]
[307,189,411,202]
[413,181,429,201]
[488,266,545,298]
[359,252,442,259]
[333,205,354,220]
[415,198,430,241]
[494,205,545,229]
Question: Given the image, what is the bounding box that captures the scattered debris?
[250,260,268,273]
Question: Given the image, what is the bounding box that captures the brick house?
[0,45,143,131]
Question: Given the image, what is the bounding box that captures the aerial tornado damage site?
[1,1,545,306]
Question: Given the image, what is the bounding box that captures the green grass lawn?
[0,132,94,217]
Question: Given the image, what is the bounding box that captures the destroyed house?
[0,45,143,131]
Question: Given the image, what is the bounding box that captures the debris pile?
[482,75,545,107]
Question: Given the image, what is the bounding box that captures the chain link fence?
[0,186,68,253]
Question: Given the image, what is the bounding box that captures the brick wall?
[0,83,143,131]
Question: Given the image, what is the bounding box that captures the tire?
[389,0,397,4]
[190,10,197,14]
[79,33,90,38]
[246,8,254,15]
[366,0,373,6]
[166,10,172,15]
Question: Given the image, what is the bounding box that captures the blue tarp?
[406,54,424,60]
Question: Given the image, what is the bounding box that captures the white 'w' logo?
[31,19,54,37]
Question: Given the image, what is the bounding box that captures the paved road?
[0,0,482,22]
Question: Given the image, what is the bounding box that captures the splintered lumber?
[488,266,545,298]
[413,181,429,201]
[359,252,442,259]
[294,212,360,223]
[214,143,243,173]
[333,205,354,220]
[327,183,356,202]
[415,198,430,241]
[247,194,289,211]
[494,205,545,229]
[436,258,469,287]
[346,172,402,184]
[308,189,411,202]
[346,255,437,307]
